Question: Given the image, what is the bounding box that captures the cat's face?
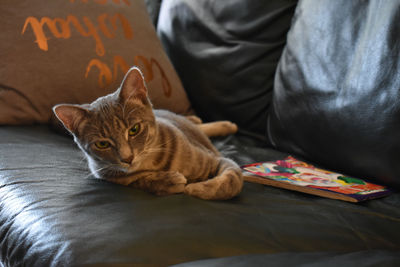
[53,67,156,178]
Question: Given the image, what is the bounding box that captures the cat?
[53,67,243,200]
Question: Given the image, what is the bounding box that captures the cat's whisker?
[79,156,87,164]
[122,101,130,120]
[133,138,175,160]
[126,107,140,119]
[116,103,126,120]
[121,90,140,120]
[121,103,127,119]
[148,137,174,150]
[83,172,96,179]
[84,133,102,139]
[133,149,149,161]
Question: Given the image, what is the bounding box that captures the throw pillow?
[0,0,192,125]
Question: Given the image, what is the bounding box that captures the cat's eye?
[128,124,140,136]
[94,141,111,149]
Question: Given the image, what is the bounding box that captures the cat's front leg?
[109,171,187,196]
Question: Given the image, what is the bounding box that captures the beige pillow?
[0,0,192,125]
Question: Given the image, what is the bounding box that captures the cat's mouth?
[120,161,136,171]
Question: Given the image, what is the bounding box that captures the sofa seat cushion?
[174,251,400,267]
[0,126,399,265]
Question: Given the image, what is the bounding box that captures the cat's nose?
[121,155,133,164]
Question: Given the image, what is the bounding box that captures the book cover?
[241,156,391,202]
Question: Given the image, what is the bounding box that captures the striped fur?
[53,67,243,200]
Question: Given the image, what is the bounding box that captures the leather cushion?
[157,0,297,135]
[268,0,400,188]
[1,126,400,265]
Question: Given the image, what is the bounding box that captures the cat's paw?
[199,120,238,137]
[184,182,211,199]
[218,121,238,134]
[185,115,203,124]
[105,175,138,186]
[154,172,187,196]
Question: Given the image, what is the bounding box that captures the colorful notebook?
[241,156,391,202]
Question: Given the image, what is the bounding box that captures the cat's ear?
[119,67,149,105]
[53,104,88,134]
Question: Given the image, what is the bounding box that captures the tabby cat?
[53,67,243,200]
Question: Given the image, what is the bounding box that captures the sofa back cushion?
[0,0,192,125]
[157,0,297,136]
[268,0,400,188]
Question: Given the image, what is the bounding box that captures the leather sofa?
[1,0,399,266]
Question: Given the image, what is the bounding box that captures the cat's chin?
[87,157,132,178]
[89,164,130,180]
[95,169,131,180]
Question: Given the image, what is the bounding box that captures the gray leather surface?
[0,126,399,265]
[174,251,400,267]
[157,0,297,135]
[269,0,400,188]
